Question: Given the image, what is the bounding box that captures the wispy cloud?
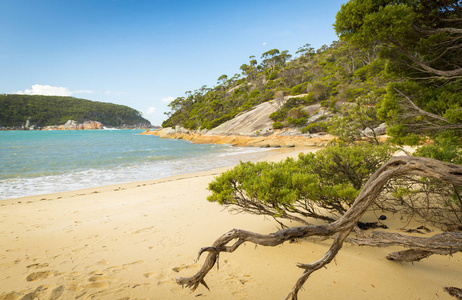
[144,106,156,115]
[262,41,267,46]
[15,84,94,96]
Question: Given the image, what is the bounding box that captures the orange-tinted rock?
[140,129,335,147]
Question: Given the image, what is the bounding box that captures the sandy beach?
[0,146,460,300]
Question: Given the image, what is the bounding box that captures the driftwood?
[176,156,462,299]
[445,287,462,300]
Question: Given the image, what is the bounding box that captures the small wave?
[0,145,270,200]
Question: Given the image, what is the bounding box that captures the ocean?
[0,129,269,200]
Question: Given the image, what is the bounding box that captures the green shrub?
[301,122,328,133]
[249,89,261,99]
[269,110,285,121]
[208,143,395,223]
[272,121,284,129]
[287,117,307,127]
[290,82,308,95]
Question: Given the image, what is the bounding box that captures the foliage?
[334,0,462,80]
[207,143,395,223]
[377,81,462,145]
[272,121,284,129]
[414,134,462,165]
[335,0,462,145]
[301,122,328,134]
[0,94,151,128]
[329,92,383,144]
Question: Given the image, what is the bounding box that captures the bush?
[287,117,307,127]
[207,143,395,223]
[290,82,308,95]
[301,122,328,133]
[272,121,284,129]
[249,89,261,99]
[269,110,285,121]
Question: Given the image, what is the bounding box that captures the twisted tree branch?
[176,156,462,299]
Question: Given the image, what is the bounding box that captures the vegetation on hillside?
[0,94,152,128]
[335,0,462,148]
[162,40,390,133]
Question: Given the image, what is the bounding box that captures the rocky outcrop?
[208,94,316,136]
[208,101,277,136]
[43,120,103,130]
[142,127,334,147]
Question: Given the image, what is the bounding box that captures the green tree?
[335,0,462,145]
[334,0,462,80]
[261,49,292,72]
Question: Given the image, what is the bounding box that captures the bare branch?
[391,40,462,78]
[413,25,462,35]
[394,88,449,123]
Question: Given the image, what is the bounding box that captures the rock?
[79,121,103,130]
[209,100,277,136]
[379,215,387,220]
[301,104,321,116]
[307,108,332,123]
[374,123,387,135]
[361,123,387,137]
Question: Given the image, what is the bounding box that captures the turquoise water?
[0,130,268,199]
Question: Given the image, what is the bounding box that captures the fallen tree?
[176,156,462,299]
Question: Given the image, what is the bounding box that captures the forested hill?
[0,94,152,129]
[162,40,390,135]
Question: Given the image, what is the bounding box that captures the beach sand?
[0,147,460,300]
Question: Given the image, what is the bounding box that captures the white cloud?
[161,96,175,103]
[144,106,156,114]
[15,84,94,97]
[16,84,72,96]
[263,42,267,46]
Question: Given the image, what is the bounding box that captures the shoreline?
[1,146,460,299]
[140,129,336,148]
[0,146,311,205]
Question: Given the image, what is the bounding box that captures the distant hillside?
[0,94,152,129]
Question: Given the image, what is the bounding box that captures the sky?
[0,0,346,126]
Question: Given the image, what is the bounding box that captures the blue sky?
[1,0,345,125]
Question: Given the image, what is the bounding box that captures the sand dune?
[0,147,460,299]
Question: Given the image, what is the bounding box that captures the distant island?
[0,94,152,130]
